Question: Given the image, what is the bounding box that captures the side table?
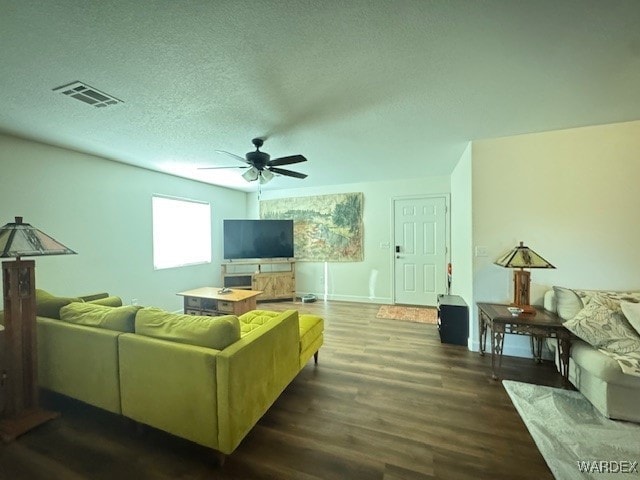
[477,303,572,385]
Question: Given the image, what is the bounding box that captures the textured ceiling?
[1,1,639,192]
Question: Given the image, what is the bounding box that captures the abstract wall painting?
[260,192,363,262]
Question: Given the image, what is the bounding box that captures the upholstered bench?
[239,310,324,369]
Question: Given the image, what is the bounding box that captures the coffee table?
[177,287,262,316]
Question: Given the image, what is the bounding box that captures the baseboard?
[469,338,554,360]
[295,292,392,304]
[469,340,529,358]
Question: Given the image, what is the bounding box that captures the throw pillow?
[60,302,141,332]
[582,290,640,306]
[621,302,640,336]
[135,308,240,350]
[35,289,83,319]
[553,286,584,320]
[564,294,640,354]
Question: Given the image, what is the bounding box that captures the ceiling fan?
[200,138,308,184]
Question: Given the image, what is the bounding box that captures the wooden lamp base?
[0,409,60,443]
[1,259,59,442]
[511,304,536,315]
[512,269,536,315]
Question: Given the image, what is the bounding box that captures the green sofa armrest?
[37,317,123,414]
[118,334,220,450]
[35,289,83,319]
[216,309,300,454]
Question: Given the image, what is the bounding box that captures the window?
[152,195,211,270]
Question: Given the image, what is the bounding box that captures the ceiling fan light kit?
[242,167,259,182]
[259,169,274,184]
[201,138,308,185]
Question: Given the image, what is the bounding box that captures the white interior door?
[393,196,447,306]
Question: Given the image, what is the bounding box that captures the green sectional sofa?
[36,290,129,414]
[31,291,323,456]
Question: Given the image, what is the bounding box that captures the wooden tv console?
[221,259,295,301]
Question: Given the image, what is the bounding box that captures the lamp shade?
[494,241,554,269]
[0,217,76,258]
[259,169,274,184]
[242,167,259,182]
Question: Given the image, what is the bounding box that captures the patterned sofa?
[544,287,640,422]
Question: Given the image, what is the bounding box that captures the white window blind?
[152,195,211,270]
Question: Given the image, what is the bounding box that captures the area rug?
[376,305,437,324]
[503,380,640,479]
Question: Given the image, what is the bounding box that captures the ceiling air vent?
[52,81,123,108]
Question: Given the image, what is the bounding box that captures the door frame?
[391,194,451,305]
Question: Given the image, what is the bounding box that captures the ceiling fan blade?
[214,150,249,164]
[269,166,308,179]
[268,154,307,167]
[197,166,249,170]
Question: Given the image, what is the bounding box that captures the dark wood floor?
[0,300,563,479]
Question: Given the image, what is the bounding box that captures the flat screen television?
[223,219,294,260]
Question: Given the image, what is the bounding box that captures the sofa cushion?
[299,314,324,353]
[621,302,640,336]
[239,311,324,354]
[87,295,123,307]
[570,339,640,387]
[238,310,280,336]
[580,290,640,306]
[564,294,640,354]
[60,302,141,332]
[553,286,584,320]
[135,308,240,350]
[36,289,83,319]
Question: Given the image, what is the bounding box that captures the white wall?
[471,120,640,356]
[0,134,247,312]
[450,142,474,345]
[249,176,451,304]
